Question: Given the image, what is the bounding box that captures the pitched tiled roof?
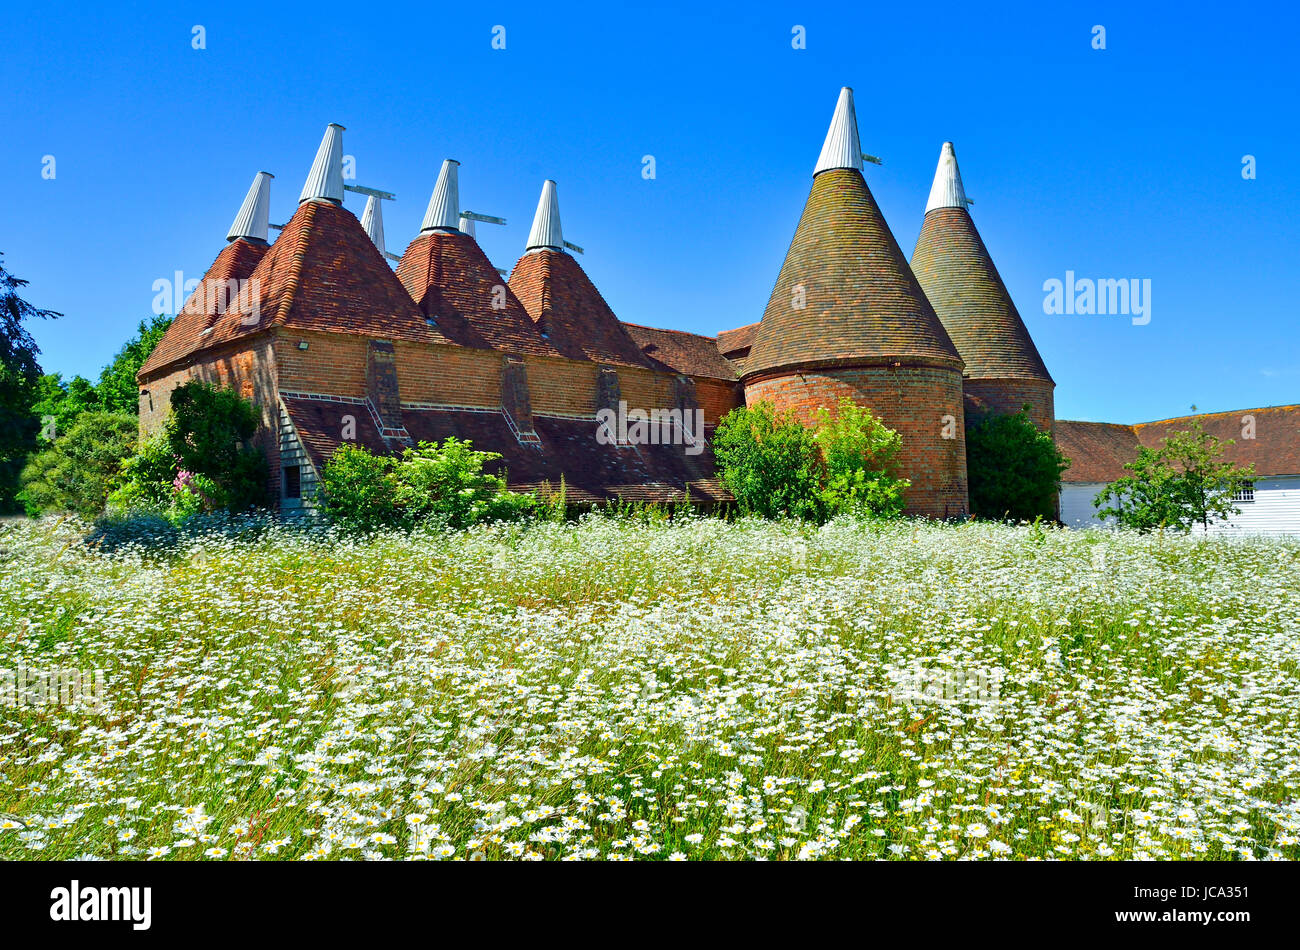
[508,249,653,367]
[1058,405,1300,483]
[138,238,268,377]
[283,397,728,504]
[622,323,738,380]
[144,199,435,380]
[910,207,1052,382]
[745,168,963,378]
[716,322,758,358]
[1135,405,1300,477]
[1055,421,1141,483]
[395,230,560,358]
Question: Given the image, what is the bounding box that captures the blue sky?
[2,1,1296,423]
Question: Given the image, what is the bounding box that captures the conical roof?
[138,237,269,377]
[509,179,652,367]
[396,229,559,357]
[910,143,1052,383]
[744,92,962,379]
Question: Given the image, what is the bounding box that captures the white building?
[1056,406,1300,536]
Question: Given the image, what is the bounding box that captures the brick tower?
[910,142,1055,432]
[742,88,969,518]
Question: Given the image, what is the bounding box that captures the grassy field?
[1,513,1298,860]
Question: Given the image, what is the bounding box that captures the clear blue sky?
[2,1,1296,423]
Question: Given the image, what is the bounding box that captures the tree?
[19,412,138,516]
[33,373,99,443]
[0,253,61,512]
[1094,420,1254,532]
[95,315,171,414]
[714,399,908,521]
[965,408,1070,521]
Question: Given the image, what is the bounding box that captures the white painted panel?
[1061,476,1300,535]
[1189,476,1300,537]
[1060,483,1113,528]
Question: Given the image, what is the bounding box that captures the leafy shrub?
[109,381,268,519]
[712,402,824,520]
[965,408,1069,521]
[714,399,908,522]
[812,401,909,517]
[317,443,401,531]
[18,411,138,516]
[167,382,267,511]
[320,438,536,531]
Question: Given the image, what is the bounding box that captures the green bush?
[19,411,139,516]
[965,409,1069,521]
[108,381,268,519]
[317,443,401,531]
[714,399,908,522]
[320,438,537,531]
[812,401,909,518]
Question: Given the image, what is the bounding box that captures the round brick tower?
[910,142,1055,433]
[742,88,969,518]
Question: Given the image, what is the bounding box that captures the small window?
[283,465,302,500]
[1232,480,1255,503]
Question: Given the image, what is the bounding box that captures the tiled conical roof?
[910,144,1052,383]
[508,180,652,367]
[147,197,434,372]
[745,170,962,378]
[396,228,559,357]
[508,248,652,367]
[138,237,269,377]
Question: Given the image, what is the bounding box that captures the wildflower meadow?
[1,514,1297,861]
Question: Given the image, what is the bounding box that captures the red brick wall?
[524,356,600,416]
[276,330,367,397]
[962,378,1056,435]
[695,378,744,426]
[745,364,969,518]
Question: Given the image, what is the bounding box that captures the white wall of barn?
[1059,476,1300,535]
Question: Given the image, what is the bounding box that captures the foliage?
[317,443,401,532]
[1094,420,1255,532]
[320,438,537,532]
[714,399,908,522]
[108,382,267,519]
[713,402,826,521]
[164,381,267,511]
[812,400,909,517]
[94,315,171,415]
[18,412,138,516]
[0,253,60,512]
[965,408,1070,521]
